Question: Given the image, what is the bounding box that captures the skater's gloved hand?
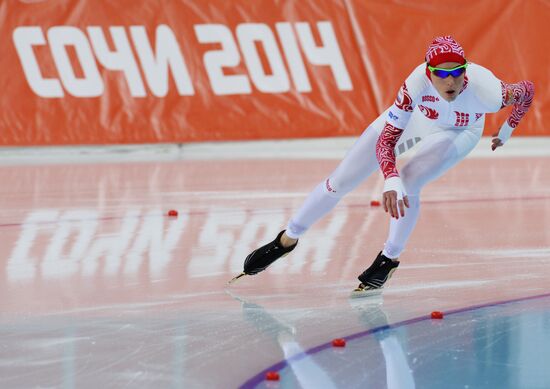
[492,122,513,151]
[383,176,409,220]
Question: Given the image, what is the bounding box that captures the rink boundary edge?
[0,136,549,165]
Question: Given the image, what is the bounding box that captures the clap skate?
[350,251,399,298]
[228,230,298,284]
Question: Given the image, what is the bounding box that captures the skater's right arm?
[377,66,427,219]
[377,122,408,219]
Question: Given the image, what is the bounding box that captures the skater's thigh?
[328,125,380,194]
[401,124,482,195]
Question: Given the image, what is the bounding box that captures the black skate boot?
[228,230,298,284]
[351,252,399,297]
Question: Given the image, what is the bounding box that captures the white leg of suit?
[382,117,484,258]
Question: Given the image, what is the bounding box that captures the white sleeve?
[468,63,502,113]
[386,63,429,129]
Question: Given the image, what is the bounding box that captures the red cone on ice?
[332,338,346,347]
[265,371,280,381]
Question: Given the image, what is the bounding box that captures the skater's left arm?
[492,80,535,150]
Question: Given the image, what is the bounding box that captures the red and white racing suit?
[286,62,534,258]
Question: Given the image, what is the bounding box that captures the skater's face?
[429,62,465,102]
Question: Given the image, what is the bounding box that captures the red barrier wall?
[0,0,547,146]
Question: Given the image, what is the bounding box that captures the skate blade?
[227,272,247,285]
[350,287,383,299]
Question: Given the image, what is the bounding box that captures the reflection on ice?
[8,209,186,281]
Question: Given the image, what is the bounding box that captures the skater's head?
[425,36,467,102]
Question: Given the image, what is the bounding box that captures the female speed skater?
[230,36,534,296]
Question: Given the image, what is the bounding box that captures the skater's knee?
[401,165,426,196]
[406,194,420,209]
[403,177,422,198]
[323,177,346,198]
